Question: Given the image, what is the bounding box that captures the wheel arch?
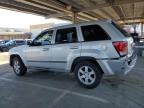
[71,56,103,74]
[10,54,24,66]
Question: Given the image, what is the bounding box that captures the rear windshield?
[112,22,131,37]
[6,40,14,45]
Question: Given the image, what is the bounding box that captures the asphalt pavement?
[0,53,144,108]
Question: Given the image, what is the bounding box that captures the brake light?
[113,41,128,57]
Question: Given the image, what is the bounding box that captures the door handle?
[42,48,49,51]
[69,46,79,49]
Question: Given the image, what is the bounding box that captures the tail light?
[112,41,128,57]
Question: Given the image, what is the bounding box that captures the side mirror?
[27,40,33,46]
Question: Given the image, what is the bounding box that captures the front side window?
[55,27,78,44]
[34,30,53,45]
[81,25,110,42]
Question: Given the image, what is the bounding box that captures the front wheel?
[2,48,8,52]
[74,61,103,89]
[12,57,27,76]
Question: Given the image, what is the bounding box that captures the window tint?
[6,40,15,45]
[16,40,25,44]
[34,30,53,45]
[81,25,110,41]
[55,27,78,44]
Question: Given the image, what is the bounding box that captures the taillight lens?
[112,41,128,57]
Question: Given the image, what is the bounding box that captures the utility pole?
[141,22,143,37]
[72,12,78,24]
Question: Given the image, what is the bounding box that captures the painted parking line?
[49,91,69,108]
[0,77,109,104]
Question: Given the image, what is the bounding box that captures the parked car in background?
[25,39,33,44]
[9,20,137,89]
[4,40,10,43]
[0,40,4,45]
[0,40,9,45]
[0,39,26,52]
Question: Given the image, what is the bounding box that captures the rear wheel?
[74,61,103,89]
[12,57,27,76]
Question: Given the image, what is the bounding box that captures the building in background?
[123,23,144,37]
[30,23,55,39]
[0,28,31,40]
[30,22,71,39]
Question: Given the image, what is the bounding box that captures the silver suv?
[9,20,137,88]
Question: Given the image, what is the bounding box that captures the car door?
[50,27,81,70]
[25,30,54,68]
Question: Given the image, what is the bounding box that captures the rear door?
[50,27,81,70]
[80,24,117,59]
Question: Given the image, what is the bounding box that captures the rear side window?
[55,27,78,44]
[111,22,131,37]
[81,25,110,42]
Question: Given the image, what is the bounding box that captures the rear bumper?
[97,53,137,75]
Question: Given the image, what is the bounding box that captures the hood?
[9,45,28,52]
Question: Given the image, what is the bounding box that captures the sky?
[0,8,70,29]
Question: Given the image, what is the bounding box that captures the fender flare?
[71,56,103,73]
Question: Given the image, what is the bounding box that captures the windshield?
[5,40,14,45]
[112,22,131,37]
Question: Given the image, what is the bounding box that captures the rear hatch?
[111,22,135,57]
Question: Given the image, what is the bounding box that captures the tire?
[12,57,27,76]
[74,61,103,89]
[0,49,2,52]
[2,48,8,52]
